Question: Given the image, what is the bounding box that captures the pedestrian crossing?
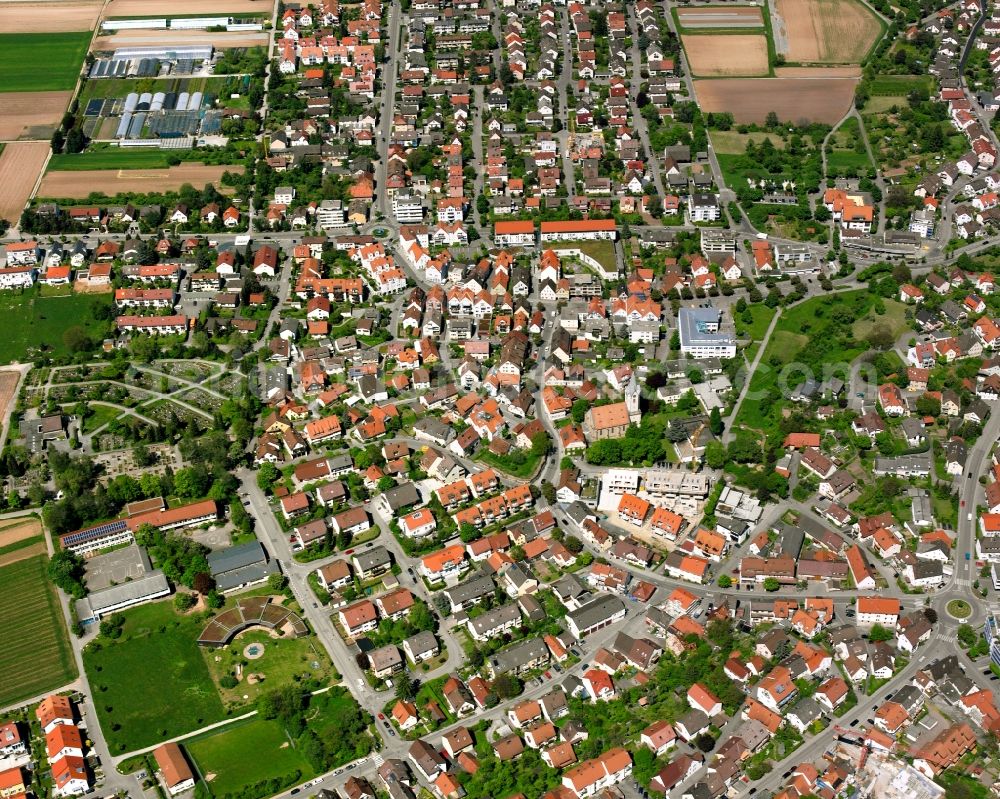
[370,753,385,768]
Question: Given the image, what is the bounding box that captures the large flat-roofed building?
[208,541,280,593]
[60,519,134,557]
[75,570,170,623]
[678,307,736,359]
[539,219,618,242]
[699,229,736,255]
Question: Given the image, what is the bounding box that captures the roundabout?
[947,599,972,620]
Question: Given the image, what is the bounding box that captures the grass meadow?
[0,32,92,92]
[0,291,113,364]
[83,601,227,753]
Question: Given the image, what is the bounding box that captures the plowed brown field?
[0,143,49,223]
[38,163,242,198]
[773,0,881,63]
[694,77,859,124]
[0,92,72,140]
[0,0,102,31]
[105,0,272,14]
[682,34,770,76]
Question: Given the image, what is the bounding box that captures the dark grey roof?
[208,541,268,576]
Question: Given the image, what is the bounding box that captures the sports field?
[0,292,114,364]
[0,553,78,707]
[83,600,227,753]
[186,718,314,797]
[0,32,92,92]
[186,689,366,799]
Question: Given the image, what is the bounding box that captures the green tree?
[174,592,196,611]
[717,574,733,588]
[763,577,780,592]
[709,407,724,436]
[257,462,279,492]
[48,550,86,598]
[571,399,589,425]
[491,674,522,700]
[705,440,727,469]
[868,623,894,642]
[957,624,978,648]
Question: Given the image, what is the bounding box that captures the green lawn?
[827,150,872,172]
[80,404,123,434]
[735,291,874,431]
[734,304,775,342]
[851,298,907,340]
[866,74,934,96]
[186,690,366,799]
[553,239,618,275]
[0,32,91,92]
[0,555,78,707]
[476,448,543,478]
[48,150,175,171]
[83,601,227,753]
[0,291,113,364]
[186,718,313,798]
[710,131,785,156]
[204,629,334,709]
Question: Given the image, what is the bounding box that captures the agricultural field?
[79,75,233,104]
[38,164,241,199]
[91,29,268,51]
[104,0,273,15]
[681,34,770,77]
[676,6,764,29]
[865,74,933,96]
[0,370,22,447]
[0,93,72,141]
[0,1,102,32]
[694,76,858,125]
[0,32,92,92]
[772,0,883,63]
[0,552,78,707]
[83,600,227,753]
[0,143,50,224]
[47,150,178,171]
[0,518,43,564]
[0,291,114,363]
